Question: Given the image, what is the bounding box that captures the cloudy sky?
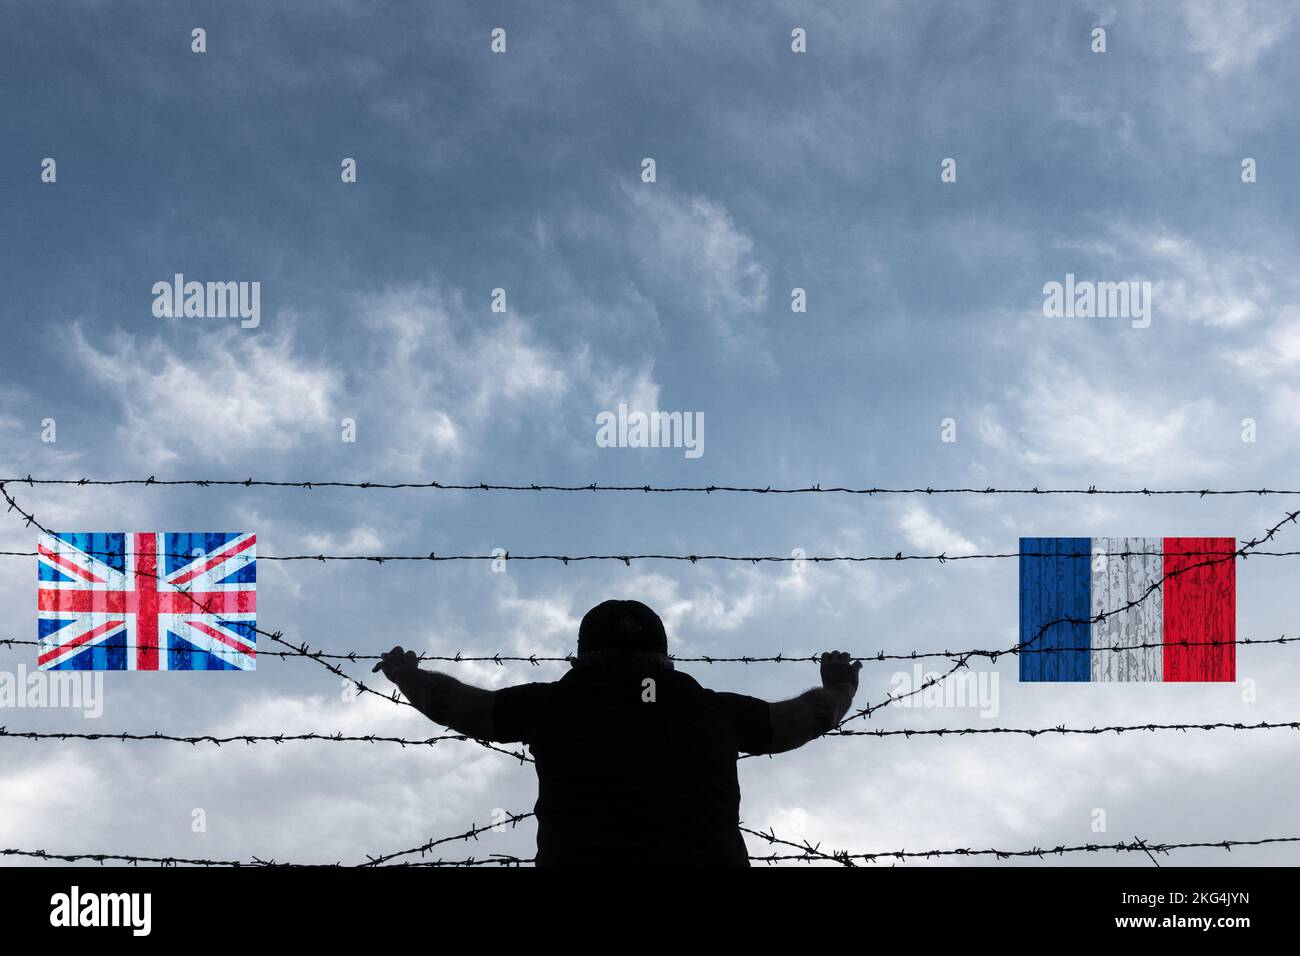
[2,0,1299,866]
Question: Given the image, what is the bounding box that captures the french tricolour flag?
[1018,537,1235,683]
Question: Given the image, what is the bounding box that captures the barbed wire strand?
[8,475,1300,496]
[739,824,857,867]
[362,811,535,867]
[744,835,1300,865]
[0,847,300,867]
[10,547,1293,565]
[6,633,1296,665]
[6,720,1298,749]
[0,847,532,867]
[823,721,1300,738]
[5,833,1297,868]
[377,855,535,867]
[0,728,528,748]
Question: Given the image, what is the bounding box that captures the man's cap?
[577,600,668,655]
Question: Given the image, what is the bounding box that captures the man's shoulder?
[500,678,562,696]
[664,669,705,691]
[557,665,693,686]
[492,680,562,744]
[494,679,561,713]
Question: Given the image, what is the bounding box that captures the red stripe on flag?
[158,591,257,615]
[37,544,107,583]
[168,535,256,585]
[38,619,126,666]
[1162,537,1236,682]
[186,620,256,658]
[134,532,160,670]
[39,589,128,613]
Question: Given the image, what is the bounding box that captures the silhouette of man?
[375,598,862,866]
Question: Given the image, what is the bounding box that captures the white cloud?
[621,571,765,641]
[215,687,442,739]
[497,588,584,653]
[0,386,86,487]
[353,285,572,471]
[897,504,978,556]
[1142,232,1268,328]
[1091,226,1273,329]
[588,358,660,415]
[0,752,102,846]
[975,407,1013,451]
[1011,357,1220,479]
[60,284,664,476]
[1183,0,1295,74]
[69,323,341,467]
[625,186,769,347]
[352,283,677,472]
[469,559,905,667]
[1225,306,1300,374]
[299,525,385,554]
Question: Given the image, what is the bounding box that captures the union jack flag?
[37,532,257,670]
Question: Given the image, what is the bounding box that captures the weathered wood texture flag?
[1018,537,1235,682]
[37,532,257,670]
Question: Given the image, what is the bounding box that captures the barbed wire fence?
[3,476,1300,866]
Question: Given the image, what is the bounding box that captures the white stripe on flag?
[1090,536,1163,682]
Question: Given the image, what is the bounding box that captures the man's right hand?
[373,645,420,684]
[819,650,862,696]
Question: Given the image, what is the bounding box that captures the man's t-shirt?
[493,665,773,866]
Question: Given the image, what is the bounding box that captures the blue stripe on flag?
[48,628,129,670]
[38,562,74,583]
[38,618,76,639]
[215,562,256,585]
[1019,537,1092,682]
[164,532,244,576]
[168,631,242,671]
[50,532,126,572]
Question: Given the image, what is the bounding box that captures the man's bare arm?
[766,651,861,754]
[374,646,497,740]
